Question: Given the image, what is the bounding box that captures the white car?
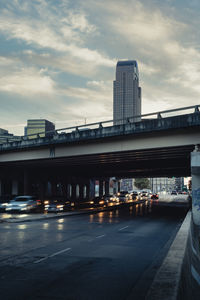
[6,196,41,213]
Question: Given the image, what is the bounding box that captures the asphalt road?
[0,203,187,300]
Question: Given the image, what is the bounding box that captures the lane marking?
[191,265,200,286]
[49,248,71,258]
[34,257,49,264]
[96,234,105,239]
[119,226,129,231]
[34,247,71,264]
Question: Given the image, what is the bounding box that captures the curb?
[0,204,123,223]
[145,210,191,300]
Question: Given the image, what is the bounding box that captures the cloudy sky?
[0,0,200,135]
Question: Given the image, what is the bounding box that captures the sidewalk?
[146,210,191,300]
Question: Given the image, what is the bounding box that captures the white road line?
[96,234,105,239]
[34,247,71,264]
[119,226,129,231]
[34,257,49,264]
[191,265,200,286]
[49,248,71,258]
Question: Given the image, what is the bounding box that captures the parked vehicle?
[5,196,42,213]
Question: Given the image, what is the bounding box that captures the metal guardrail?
[2,104,200,143]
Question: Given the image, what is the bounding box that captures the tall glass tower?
[113,60,141,125]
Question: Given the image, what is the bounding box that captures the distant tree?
[134,178,150,190]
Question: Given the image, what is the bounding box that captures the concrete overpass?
[0,105,200,179]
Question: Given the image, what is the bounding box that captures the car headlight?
[56,205,63,209]
[1,203,8,206]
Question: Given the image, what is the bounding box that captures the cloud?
[0,2,115,68]
[0,67,55,95]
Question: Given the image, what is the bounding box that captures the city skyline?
[0,0,200,135]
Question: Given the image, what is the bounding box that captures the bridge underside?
[0,144,194,178]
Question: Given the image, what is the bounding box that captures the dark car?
[151,193,159,200]
[130,191,139,201]
[44,199,71,212]
[171,190,177,195]
[117,191,129,203]
[92,196,107,207]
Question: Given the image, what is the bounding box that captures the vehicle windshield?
[14,197,31,202]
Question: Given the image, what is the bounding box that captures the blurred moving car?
[103,194,120,206]
[151,193,159,200]
[44,199,71,212]
[171,190,177,195]
[6,196,42,213]
[0,200,10,212]
[92,197,107,207]
[129,191,139,201]
[117,191,129,203]
[140,191,149,199]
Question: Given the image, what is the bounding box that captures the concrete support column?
[99,180,104,197]
[12,180,18,196]
[113,179,117,194]
[39,182,46,202]
[191,150,200,225]
[72,184,76,201]
[51,181,57,198]
[89,179,95,200]
[116,180,120,193]
[23,169,30,195]
[86,183,90,201]
[79,184,84,201]
[105,178,110,196]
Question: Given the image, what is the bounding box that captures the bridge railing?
[2,104,200,144]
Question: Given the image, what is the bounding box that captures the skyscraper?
[113,60,141,125]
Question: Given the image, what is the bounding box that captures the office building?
[113,60,141,125]
[25,119,55,139]
[150,177,176,193]
[0,128,20,144]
